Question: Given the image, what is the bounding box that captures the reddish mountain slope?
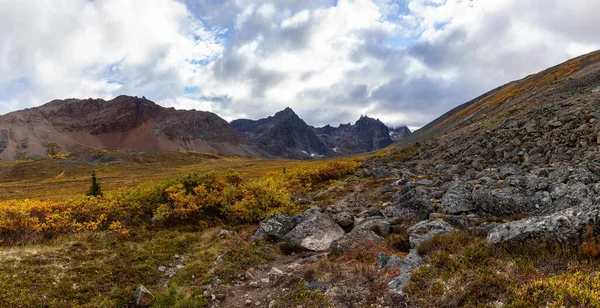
[0,95,263,161]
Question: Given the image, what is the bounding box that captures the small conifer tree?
[86,171,103,197]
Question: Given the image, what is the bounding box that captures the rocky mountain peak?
[272,107,299,120]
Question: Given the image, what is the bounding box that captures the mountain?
[336,115,394,154]
[231,110,397,158]
[230,107,328,159]
[313,115,394,155]
[0,95,263,161]
[389,126,412,141]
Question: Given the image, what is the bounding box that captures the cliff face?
[0,95,263,161]
[231,107,328,159]
[232,111,398,158]
[335,116,394,154]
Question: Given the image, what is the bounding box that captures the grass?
[405,231,600,308]
[0,150,356,201]
[0,225,280,307]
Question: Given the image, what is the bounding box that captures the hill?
[0,95,263,161]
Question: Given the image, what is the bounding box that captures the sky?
[0,0,599,129]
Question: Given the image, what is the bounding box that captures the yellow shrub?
[512,270,600,307]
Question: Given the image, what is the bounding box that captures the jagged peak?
[273,106,299,119]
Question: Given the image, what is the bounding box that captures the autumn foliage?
[0,160,358,245]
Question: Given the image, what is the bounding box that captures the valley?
[2,50,600,307]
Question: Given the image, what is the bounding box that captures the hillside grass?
[2,149,600,307]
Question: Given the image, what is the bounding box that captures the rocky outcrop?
[487,206,600,245]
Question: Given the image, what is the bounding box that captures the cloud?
[1,0,600,129]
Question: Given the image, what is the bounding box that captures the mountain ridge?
[231,108,405,159]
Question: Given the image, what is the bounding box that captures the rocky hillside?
[0,95,263,161]
[232,111,397,159]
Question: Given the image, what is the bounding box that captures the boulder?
[383,186,435,220]
[253,214,298,241]
[473,188,532,217]
[407,219,455,248]
[439,185,473,215]
[487,206,600,245]
[352,217,391,237]
[282,211,345,251]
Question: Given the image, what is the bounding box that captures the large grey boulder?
[383,186,436,220]
[283,211,345,251]
[388,249,425,296]
[253,214,299,241]
[487,206,600,245]
[473,187,532,217]
[351,217,391,237]
[407,219,455,248]
[439,184,473,215]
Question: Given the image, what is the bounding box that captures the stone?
[377,252,403,270]
[334,211,354,228]
[249,281,260,288]
[487,206,600,245]
[158,266,167,272]
[135,285,154,307]
[388,249,425,296]
[439,185,473,215]
[383,186,436,221]
[330,229,384,250]
[473,188,532,217]
[352,217,391,237]
[269,267,284,276]
[304,281,328,291]
[282,211,345,251]
[407,219,455,248]
[253,214,299,241]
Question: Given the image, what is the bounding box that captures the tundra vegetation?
[0,149,599,307]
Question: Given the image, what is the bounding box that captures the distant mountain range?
[231,108,410,159]
[0,96,410,161]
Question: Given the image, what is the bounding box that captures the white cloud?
[1,0,599,129]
